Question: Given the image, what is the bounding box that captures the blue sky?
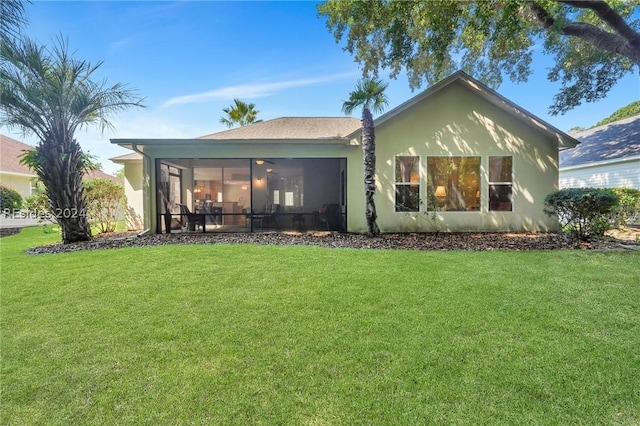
[3,1,639,174]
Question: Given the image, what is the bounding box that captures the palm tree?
[342,78,389,237]
[220,98,259,128]
[0,0,29,44]
[0,36,144,243]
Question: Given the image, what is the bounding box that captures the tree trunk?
[362,108,380,237]
[37,135,92,244]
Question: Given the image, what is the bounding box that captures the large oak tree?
[319,0,640,114]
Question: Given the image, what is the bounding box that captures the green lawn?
[2,227,639,425]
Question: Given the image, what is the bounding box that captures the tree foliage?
[0,0,29,44]
[318,0,640,115]
[220,99,260,128]
[342,78,389,237]
[595,100,640,127]
[0,36,144,243]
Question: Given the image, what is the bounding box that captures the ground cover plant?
[2,227,639,425]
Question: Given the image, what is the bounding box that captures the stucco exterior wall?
[122,162,144,230]
[560,157,640,190]
[374,82,559,232]
[0,172,34,199]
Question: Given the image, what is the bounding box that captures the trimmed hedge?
[544,188,618,239]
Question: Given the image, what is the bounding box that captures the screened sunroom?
[156,158,347,233]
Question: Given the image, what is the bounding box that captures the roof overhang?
[110,137,359,151]
[560,154,640,171]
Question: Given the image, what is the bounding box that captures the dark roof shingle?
[560,115,640,167]
[198,117,361,140]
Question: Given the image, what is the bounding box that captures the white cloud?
[162,71,359,107]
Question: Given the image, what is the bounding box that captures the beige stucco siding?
[0,172,34,199]
[122,162,144,230]
[374,82,559,232]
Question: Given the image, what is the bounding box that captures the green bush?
[23,188,54,221]
[0,186,23,211]
[84,178,124,234]
[610,187,640,227]
[544,188,619,240]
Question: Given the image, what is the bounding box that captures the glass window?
[395,156,420,212]
[489,156,513,211]
[426,157,480,211]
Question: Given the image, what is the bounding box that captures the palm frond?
[342,77,389,116]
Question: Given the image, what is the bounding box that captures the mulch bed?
[19,230,640,255]
[0,227,22,238]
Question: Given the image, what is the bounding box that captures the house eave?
[0,170,37,178]
[111,137,357,150]
[560,154,640,171]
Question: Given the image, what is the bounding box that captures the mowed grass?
[2,227,639,425]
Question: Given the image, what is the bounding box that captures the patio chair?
[262,203,280,229]
[314,203,342,231]
[178,204,203,231]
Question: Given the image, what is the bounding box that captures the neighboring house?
[559,114,640,190]
[111,71,578,234]
[1,133,121,197]
[0,134,38,198]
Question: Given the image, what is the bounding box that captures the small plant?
[544,188,619,240]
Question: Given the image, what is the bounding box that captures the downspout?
[131,143,151,236]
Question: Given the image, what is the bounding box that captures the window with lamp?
[426,157,480,211]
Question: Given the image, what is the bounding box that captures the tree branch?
[559,1,640,44]
[529,1,640,65]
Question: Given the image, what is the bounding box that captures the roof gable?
[363,70,579,150]
[560,114,640,167]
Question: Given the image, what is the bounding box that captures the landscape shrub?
[0,186,23,211]
[610,187,640,226]
[23,188,54,220]
[544,188,619,239]
[84,178,124,233]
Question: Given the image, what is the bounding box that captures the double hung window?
[394,156,420,212]
[488,156,513,211]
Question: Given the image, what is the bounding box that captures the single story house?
[559,114,640,190]
[111,71,578,234]
[1,133,121,199]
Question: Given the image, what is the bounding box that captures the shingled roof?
[560,115,640,167]
[0,134,36,176]
[198,117,361,140]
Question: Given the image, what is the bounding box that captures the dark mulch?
[20,230,639,255]
[0,227,22,238]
